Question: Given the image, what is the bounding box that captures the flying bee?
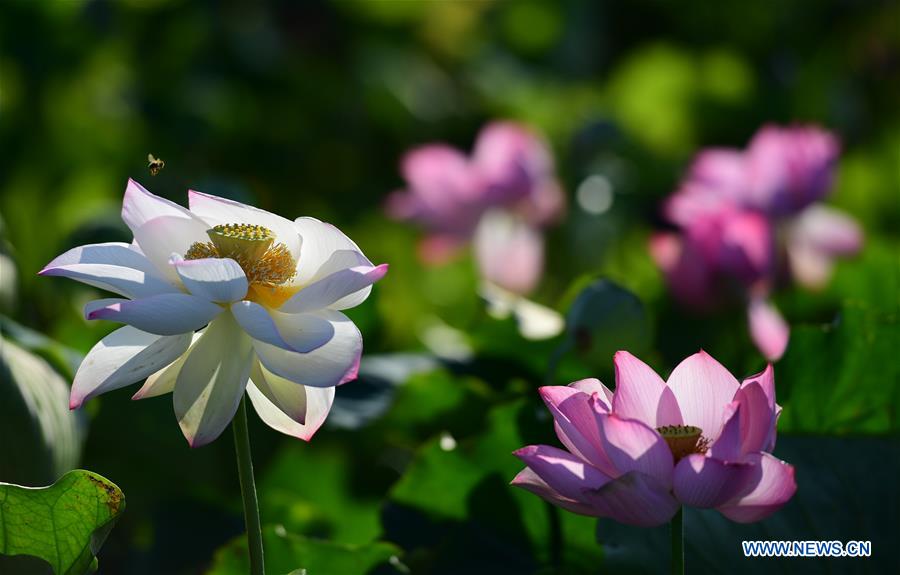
[147,154,165,176]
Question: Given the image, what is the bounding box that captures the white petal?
[132,352,183,399]
[173,313,254,447]
[251,310,361,388]
[173,257,248,303]
[279,262,388,314]
[39,242,177,299]
[188,190,301,260]
[247,379,334,441]
[300,249,379,310]
[121,179,198,233]
[293,217,372,284]
[85,293,222,335]
[132,331,203,400]
[512,297,564,340]
[250,360,307,424]
[132,215,212,284]
[231,301,334,352]
[70,326,191,408]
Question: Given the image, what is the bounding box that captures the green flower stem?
[233,395,265,575]
[671,507,684,575]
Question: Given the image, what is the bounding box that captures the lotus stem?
[233,396,265,575]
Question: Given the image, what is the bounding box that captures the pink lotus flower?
[512,351,796,526]
[652,124,863,360]
[41,180,387,446]
[386,121,564,295]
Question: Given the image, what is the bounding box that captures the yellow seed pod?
[207,224,274,262]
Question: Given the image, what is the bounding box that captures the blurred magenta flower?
[388,121,565,339]
[652,124,862,360]
[387,121,564,267]
[41,180,387,446]
[512,351,796,527]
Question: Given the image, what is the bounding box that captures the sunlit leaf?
[777,301,899,434]
[0,470,125,575]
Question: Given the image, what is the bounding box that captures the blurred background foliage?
[0,0,898,573]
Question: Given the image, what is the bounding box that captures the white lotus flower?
[40,180,388,447]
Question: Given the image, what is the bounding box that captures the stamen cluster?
[656,424,710,462]
[185,223,296,286]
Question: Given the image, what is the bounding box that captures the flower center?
[656,425,709,462]
[185,223,299,307]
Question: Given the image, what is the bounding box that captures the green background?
[1,0,897,573]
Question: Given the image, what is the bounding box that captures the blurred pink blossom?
[512,351,796,526]
[652,124,863,360]
[387,121,564,297]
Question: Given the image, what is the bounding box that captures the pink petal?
[581,471,681,527]
[667,351,740,442]
[745,125,839,214]
[689,149,747,195]
[718,211,773,283]
[395,145,484,236]
[707,401,742,461]
[510,468,597,516]
[513,445,612,502]
[473,211,543,296]
[650,232,717,310]
[472,122,552,206]
[748,298,790,361]
[523,180,566,227]
[717,452,797,523]
[596,413,674,488]
[742,363,776,410]
[611,351,682,427]
[734,381,777,455]
[789,205,863,256]
[787,205,863,289]
[673,453,755,508]
[403,145,480,202]
[570,378,614,411]
[539,386,617,476]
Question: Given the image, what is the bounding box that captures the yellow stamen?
[246,284,302,308]
[185,223,297,305]
[656,425,709,462]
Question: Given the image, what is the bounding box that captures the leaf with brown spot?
[0,469,125,575]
